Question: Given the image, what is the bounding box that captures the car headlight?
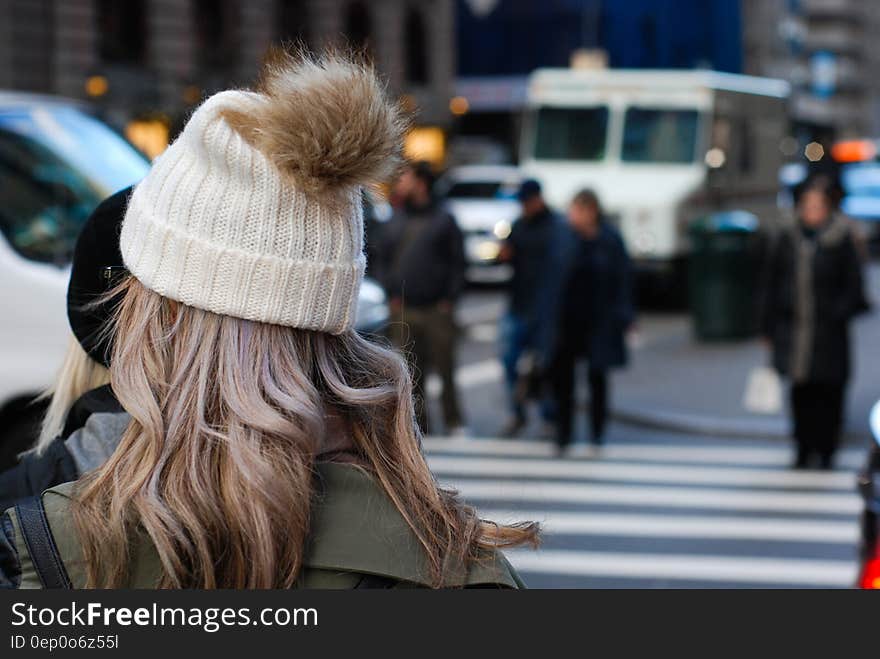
[493,220,512,239]
[475,240,501,261]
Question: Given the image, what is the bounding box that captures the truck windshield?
[447,181,520,200]
[532,106,608,161]
[0,106,149,264]
[622,108,699,163]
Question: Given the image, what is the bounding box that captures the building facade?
[0,0,455,131]
[742,0,880,138]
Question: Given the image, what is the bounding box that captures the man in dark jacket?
[762,179,867,469]
[550,189,634,450]
[376,161,466,435]
[497,179,566,436]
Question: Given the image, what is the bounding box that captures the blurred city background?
[2,0,880,589]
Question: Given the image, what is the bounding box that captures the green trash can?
[688,211,761,341]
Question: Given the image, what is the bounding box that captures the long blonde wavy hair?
[72,277,538,588]
[36,335,110,454]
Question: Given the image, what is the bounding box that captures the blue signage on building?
[457,0,743,76]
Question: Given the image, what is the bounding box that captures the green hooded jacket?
[2,462,524,589]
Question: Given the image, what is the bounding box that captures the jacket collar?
[305,463,518,587]
[792,213,850,248]
[817,214,851,248]
[37,463,519,589]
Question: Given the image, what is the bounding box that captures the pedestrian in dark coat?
[497,179,567,436]
[374,161,467,435]
[762,180,868,469]
[551,189,635,450]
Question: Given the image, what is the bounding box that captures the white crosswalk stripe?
[427,455,857,489]
[423,437,865,469]
[422,437,866,588]
[505,550,856,587]
[474,510,859,543]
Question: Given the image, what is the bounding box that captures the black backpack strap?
[14,496,72,589]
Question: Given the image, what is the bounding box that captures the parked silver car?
[437,165,523,284]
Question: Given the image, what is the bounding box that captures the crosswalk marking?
[505,549,858,587]
[475,510,859,543]
[423,437,866,469]
[427,455,857,489]
[444,479,861,514]
[423,437,864,587]
[426,360,501,395]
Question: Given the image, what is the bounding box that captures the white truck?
[520,68,789,281]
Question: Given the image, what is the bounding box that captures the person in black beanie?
[0,188,130,511]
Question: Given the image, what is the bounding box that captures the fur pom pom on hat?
[120,51,406,333]
[226,52,407,199]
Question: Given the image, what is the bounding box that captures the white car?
[0,93,150,460]
[437,165,523,284]
[0,93,388,464]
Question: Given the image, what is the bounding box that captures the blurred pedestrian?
[551,189,634,451]
[375,161,467,435]
[762,178,868,470]
[1,52,533,589]
[498,179,566,436]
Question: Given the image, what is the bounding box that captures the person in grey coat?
[762,178,868,469]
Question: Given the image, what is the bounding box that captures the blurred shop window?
[194,0,239,77]
[345,1,373,54]
[533,107,609,161]
[96,0,148,65]
[738,121,754,174]
[125,116,170,160]
[278,0,311,48]
[405,6,429,85]
[622,108,699,164]
[9,0,54,91]
[405,127,445,168]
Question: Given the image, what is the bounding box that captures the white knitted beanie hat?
[120,52,406,333]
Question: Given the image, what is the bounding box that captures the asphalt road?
[420,289,866,588]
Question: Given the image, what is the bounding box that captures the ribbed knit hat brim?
[120,53,404,333]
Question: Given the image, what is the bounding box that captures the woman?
[762,179,867,470]
[551,190,634,451]
[1,52,536,589]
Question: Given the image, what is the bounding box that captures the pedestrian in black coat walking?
[551,189,635,450]
[762,179,868,469]
[374,161,467,435]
